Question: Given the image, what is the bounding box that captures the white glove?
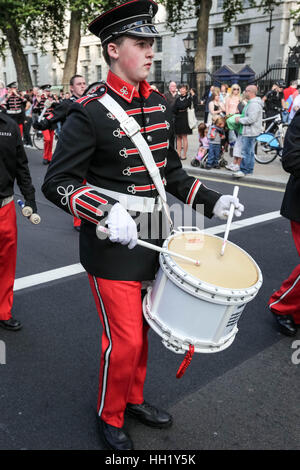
[106,203,138,249]
[213,195,244,220]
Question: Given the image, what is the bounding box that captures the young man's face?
[109,36,155,86]
[70,76,86,98]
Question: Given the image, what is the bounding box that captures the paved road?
[0,147,299,450]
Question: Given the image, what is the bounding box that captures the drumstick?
[220,185,239,256]
[96,225,201,266]
[17,199,41,225]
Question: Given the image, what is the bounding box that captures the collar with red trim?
[106,70,153,103]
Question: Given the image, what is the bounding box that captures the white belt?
[87,183,162,213]
[0,196,14,208]
[7,110,21,114]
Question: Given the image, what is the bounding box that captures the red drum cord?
[176,344,195,378]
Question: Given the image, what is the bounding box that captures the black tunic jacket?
[42,71,220,280]
[0,111,35,201]
[281,110,300,223]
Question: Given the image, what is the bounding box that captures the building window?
[85,46,90,60]
[156,37,162,53]
[96,65,102,81]
[82,66,89,83]
[214,28,223,47]
[217,0,224,9]
[154,60,162,81]
[24,54,29,63]
[238,24,250,44]
[97,44,102,58]
[234,53,245,64]
[192,31,198,50]
[211,55,222,73]
[3,72,7,84]
[33,53,38,65]
[3,56,6,67]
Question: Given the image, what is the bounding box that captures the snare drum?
[143,229,263,354]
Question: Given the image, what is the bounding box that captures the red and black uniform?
[0,111,36,321]
[42,70,221,428]
[4,93,26,136]
[268,109,300,325]
[33,94,56,162]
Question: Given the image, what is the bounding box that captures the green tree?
[0,0,65,90]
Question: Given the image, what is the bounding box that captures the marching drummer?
[42,0,244,451]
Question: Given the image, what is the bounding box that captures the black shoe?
[98,419,133,450]
[74,226,81,232]
[126,401,173,429]
[43,159,49,165]
[273,313,297,336]
[0,318,22,331]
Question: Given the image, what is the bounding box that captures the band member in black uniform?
[33,76,86,230]
[0,109,37,331]
[4,82,26,138]
[33,75,86,132]
[42,0,244,450]
[33,84,56,165]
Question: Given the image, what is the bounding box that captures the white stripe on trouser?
[92,276,112,418]
[269,273,300,310]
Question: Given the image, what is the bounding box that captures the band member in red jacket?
[42,0,244,450]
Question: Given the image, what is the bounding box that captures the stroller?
[191,146,228,169]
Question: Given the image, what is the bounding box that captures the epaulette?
[77,83,107,107]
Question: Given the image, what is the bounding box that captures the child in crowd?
[205,116,226,169]
[196,122,209,160]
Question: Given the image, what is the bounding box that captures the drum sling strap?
[98,93,173,231]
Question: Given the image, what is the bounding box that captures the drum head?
[168,233,258,289]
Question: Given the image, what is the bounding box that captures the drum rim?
[161,231,263,297]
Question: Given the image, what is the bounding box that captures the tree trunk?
[62,9,82,90]
[4,23,33,91]
[194,0,212,97]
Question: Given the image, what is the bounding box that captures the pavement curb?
[184,164,287,189]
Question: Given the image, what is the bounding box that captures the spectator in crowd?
[164,81,178,110]
[164,81,179,147]
[225,84,241,116]
[205,116,226,169]
[0,80,7,105]
[174,84,197,160]
[201,85,214,123]
[207,88,225,125]
[262,81,286,120]
[220,83,229,104]
[283,80,298,114]
[289,90,300,122]
[233,85,263,178]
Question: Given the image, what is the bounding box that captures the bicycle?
[254,112,288,164]
[30,129,44,151]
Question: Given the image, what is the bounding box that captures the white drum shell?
[143,231,263,354]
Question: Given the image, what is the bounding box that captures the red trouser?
[42,129,55,162]
[88,275,149,428]
[0,201,17,321]
[268,220,300,324]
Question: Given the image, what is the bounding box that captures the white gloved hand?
[213,195,244,220]
[106,203,138,249]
